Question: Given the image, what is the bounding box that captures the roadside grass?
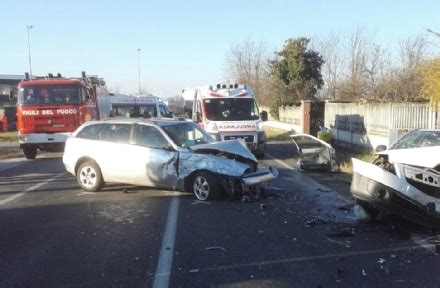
[335,147,376,173]
[331,148,375,183]
[0,131,18,142]
[265,127,292,141]
[0,149,22,160]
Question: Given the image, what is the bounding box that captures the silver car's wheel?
[193,172,218,201]
[76,161,103,192]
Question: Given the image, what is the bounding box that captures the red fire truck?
[17,72,109,159]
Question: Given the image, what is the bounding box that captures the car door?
[127,123,178,188]
[96,123,134,183]
[290,134,336,171]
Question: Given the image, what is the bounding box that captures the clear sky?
[2,0,439,98]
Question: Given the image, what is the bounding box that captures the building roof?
[0,74,26,81]
[0,74,37,85]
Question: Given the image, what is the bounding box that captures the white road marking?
[265,152,294,170]
[184,243,426,274]
[0,172,66,206]
[152,196,180,288]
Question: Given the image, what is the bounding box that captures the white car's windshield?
[162,122,214,148]
[391,130,440,149]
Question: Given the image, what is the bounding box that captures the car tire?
[192,171,219,201]
[23,147,37,159]
[76,161,103,192]
[354,199,379,222]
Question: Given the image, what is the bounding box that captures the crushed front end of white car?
[351,157,440,227]
[177,139,278,199]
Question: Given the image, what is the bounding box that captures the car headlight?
[257,121,264,132]
[205,121,218,132]
[20,135,29,142]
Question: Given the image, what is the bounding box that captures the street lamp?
[26,25,33,79]
[137,48,141,95]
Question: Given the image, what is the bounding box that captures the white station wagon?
[63,118,278,200]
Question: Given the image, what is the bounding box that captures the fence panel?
[390,104,436,129]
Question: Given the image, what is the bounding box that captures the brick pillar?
[301,100,312,135]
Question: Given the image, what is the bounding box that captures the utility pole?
[26,25,33,78]
[137,48,141,95]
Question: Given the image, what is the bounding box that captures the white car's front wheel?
[76,161,103,192]
[192,172,219,201]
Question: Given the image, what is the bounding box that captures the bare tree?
[224,40,272,105]
[396,35,428,101]
[363,44,391,101]
[313,31,344,100]
[339,27,371,101]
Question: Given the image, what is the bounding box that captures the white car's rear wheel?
[76,161,103,192]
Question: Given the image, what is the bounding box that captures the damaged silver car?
[351,129,440,227]
[63,118,278,200]
[290,134,337,171]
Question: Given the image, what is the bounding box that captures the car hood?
[377,145,440,169]
[190,139,258,163]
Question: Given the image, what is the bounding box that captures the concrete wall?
[324,102,390,150]
[324,102,438,151]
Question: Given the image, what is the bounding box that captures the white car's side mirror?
[376,145,387,153]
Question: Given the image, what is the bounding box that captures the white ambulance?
[187,84,268,158]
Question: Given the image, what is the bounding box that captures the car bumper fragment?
[241,166,278,186]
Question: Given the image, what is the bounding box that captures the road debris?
[327,227,355,238]
[189,269,199,273]
[337,204,353,211]
[205,246,227,252]
[242,195,253,203]
[377,263,391,276]
[327,238,351,248]
[362,269,368,276]
[354,204,375,222]
[259,203,269,209]
[336,268,344,277]
[316,187,332,193]
[77,191,96,196]
[305,216,328,227]
[378,258,386,264]
[123,189,138,194]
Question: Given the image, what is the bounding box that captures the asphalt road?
[1,142,440,287]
